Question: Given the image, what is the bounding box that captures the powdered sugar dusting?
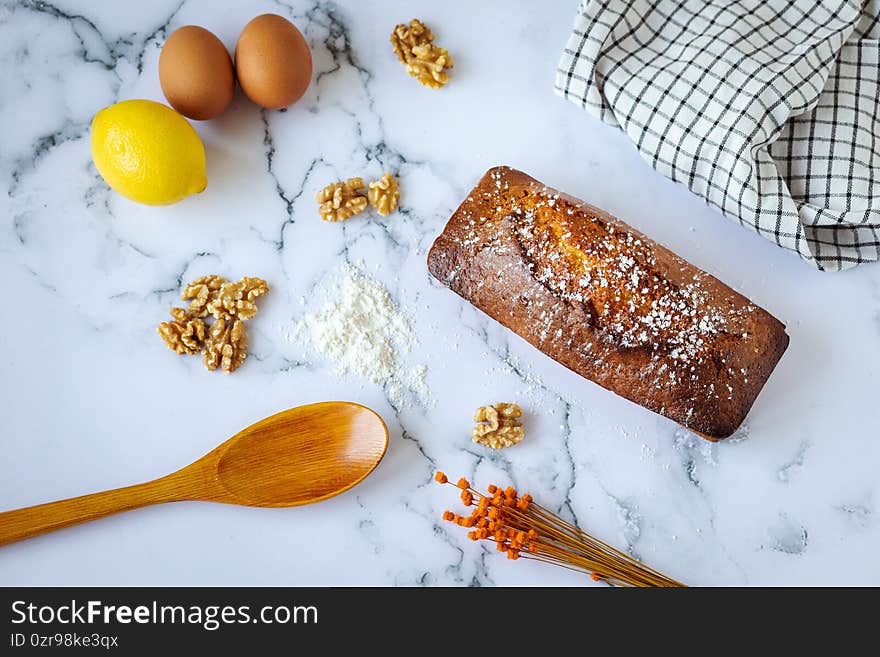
[516,201,729,366]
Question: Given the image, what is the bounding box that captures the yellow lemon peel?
[91,99,207,206]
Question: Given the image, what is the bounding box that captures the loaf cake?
[427,167,789,440]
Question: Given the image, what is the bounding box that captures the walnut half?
[390,19,453,89]
[405,44,453,89]
[181,275,227,318]
[207,276,270,321]
[203,315,247,374]
[473,403,525,449]
[368,173,400,216]
[157,307,206,355]
[316,178,369,222]
[390,19,434,64]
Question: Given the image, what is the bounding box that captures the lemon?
[91,99,207,205]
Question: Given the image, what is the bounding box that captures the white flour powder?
[294,265,428,406]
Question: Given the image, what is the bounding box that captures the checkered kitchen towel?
[556,0,880,271]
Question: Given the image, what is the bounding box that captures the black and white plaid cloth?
[556,0,880,271]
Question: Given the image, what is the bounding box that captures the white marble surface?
[1,0,879,586]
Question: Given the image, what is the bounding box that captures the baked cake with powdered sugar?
[427,166,789,440]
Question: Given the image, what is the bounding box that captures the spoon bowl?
[213,402,388,506]
[0,402,388,547]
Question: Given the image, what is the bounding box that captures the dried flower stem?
[435,472,685,587]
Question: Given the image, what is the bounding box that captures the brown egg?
[235,14,312,110]
[159,25,235,120]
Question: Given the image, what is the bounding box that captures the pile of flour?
[293,264,429,407]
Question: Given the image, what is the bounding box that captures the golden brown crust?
[427,166,789,440]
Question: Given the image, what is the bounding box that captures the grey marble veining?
[1,0,879,586]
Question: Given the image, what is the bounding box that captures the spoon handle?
[0,477,186,547]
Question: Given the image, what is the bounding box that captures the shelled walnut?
[390,19,433,64]
[405,44,453,89]
[368,173,400,216]
[157,275,268,373]
[203,315,247,373]
[316,177,368,222]
[181,275,226,318]
[207,276,270,320]
[390,19,453,89]
[157,307,206,355]
[473,403,525,449]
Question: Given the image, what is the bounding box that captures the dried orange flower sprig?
[435,472,685,587]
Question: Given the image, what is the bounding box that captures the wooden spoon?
[0,402,388,547]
